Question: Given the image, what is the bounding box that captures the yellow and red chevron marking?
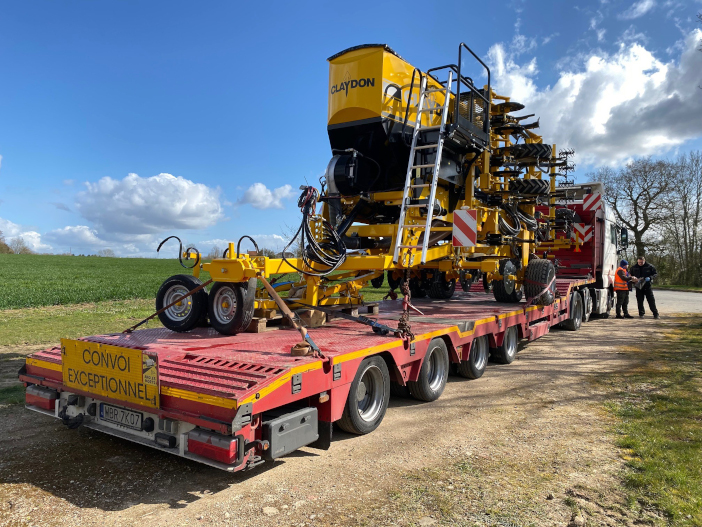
[452,209,477,247]
[582,192,602,211]
[572,223,593,242]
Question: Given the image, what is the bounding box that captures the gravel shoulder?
[0,291,694,527]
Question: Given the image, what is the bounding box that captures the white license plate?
[100,403,143,430]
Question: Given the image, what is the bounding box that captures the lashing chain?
[397,268,414,343]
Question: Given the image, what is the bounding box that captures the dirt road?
[0,291,694,527]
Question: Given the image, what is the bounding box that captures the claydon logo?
[331,71,375,96]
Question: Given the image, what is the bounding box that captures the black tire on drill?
[409,277,427,298]
[156,274,209,332]
[408,338,450,402]
[387,271,403,291]
[370,273,385,289]
[428,272,456,299]
[523,258,556,305]
[457,335,489,379]
[509,143,553,160]
[492,260,524,303]
[208,280,255,335]
[338,356,391,435]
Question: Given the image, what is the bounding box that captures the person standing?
[630,255,660,319]
[613,259,637,319]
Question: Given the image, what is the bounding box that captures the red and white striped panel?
[572,223,593,242]
[582,192,602,211]
[452,209,478,247]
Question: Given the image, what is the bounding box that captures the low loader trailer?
[21,277,594,472]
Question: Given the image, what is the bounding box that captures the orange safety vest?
[613,267,630,291]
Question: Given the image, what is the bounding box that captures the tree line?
[588,151,702,286]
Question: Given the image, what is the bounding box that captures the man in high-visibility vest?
[614,259,638,319]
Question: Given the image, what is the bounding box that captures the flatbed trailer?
[20,276,593,472]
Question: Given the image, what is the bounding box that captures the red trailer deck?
[20,276,593,472]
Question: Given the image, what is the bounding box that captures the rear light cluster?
[25,385,57,411]
[188,429,241,464]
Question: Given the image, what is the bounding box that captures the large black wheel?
[387,271,402,291]
[492,326,519,364]
[501,143,552,160]
[409,277,427,298]
[493,260,523,303]
[563,291,583,331]
[510,178,550,196]
[523,258,556,305]
[408,338,450,402]
[338,356,391,435]
[156,275,209,332]
[208,279,255,335]
[581,289,593,323]
[428,272,456,299]
[457,335,488,379]
[370,273,384,289]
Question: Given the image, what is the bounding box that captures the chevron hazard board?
[453,209,478,247]
[572,223,593,242]
[582,192,602,211]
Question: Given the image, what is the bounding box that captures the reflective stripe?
[613,267,629,291]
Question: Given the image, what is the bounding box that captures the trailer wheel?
[581,289,593,323]
[492,326,519,364]
[428,272,456,299]
[457,336,488,379]
[208,280,255,335]
[156,275,209,332]
[563,292,583,331]
[408,338,449,402]
[338,356,390,434]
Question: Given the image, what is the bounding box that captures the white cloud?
[200,234,287,252]
[0,217,52,252]
[75,173,224,235]
[487,29,702,166]
[238,183,295,210]
[618,0,656,19]
[63,179,75,186]
[44,225,107,249]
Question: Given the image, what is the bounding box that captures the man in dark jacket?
[630,255,659,319]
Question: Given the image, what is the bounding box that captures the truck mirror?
[620,229,628,249]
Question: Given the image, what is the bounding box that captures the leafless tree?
[0,230,11,254]
[9,237,33,254]
[206,245,222,259]
[589,157,671,256]
[97,248,116,257]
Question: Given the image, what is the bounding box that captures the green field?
[0,254,210,309]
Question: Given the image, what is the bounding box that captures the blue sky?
[1,0,701,255]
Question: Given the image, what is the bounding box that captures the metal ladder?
[392,71,453,265]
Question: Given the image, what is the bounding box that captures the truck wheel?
[523,259,556,305]
[208,280,255,335]
[338,356,390,435]
[428,272,456,299]
[457,336,488,379]
[156,275,209,332]
[492,326,519,364]
[581,289,593,323]
[408,338,449,402]
[563,292,583,331]
[492,260,523,303]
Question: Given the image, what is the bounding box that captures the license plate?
[100,403,143,430]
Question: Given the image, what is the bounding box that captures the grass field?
[604,315,702,524]
[0,254,210,309]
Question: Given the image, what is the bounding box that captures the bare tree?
[9,237,33,254]
[206,245,222,260]
[97,248,116,257]
[0,230,11,254]
[589,158,671,256]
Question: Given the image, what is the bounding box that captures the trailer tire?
[523,259,556,305]
[428,272,456,299]
[563,291,583,331]
[581,289,592,323]
[457,335,488,379]
[156,275,209,332]
[338,356,390,435]
[208,280,255,335]
[408,338,450,402]
[492,326,519,364]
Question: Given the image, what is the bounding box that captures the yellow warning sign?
[61,339,159,409]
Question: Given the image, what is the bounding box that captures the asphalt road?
[639,288,702,314]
